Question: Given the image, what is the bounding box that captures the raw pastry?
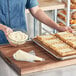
[37,35,56,41]
[57,48,76,56]
[36,33,76,56]
[56,31,76,48]
[43,38,62,46]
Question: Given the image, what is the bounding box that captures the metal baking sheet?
[32,39,76,60]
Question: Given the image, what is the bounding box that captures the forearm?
[30,8,60,30]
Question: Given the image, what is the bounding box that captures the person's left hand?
[57,26,73,33]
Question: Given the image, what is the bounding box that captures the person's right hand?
[1,25,17,46]
[0,24,13,41]
[57,26,73,33]
[0,24,13,37]
[4,26,13,36]
[0,24,19,46]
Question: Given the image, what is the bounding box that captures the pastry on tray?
[44,40,76,56]
[36,35,56,41]
[35,32,76,56]
[43,38,61,45]
[56,47,76,56]
[55,31,73,37]
[66,40,76,49]
[56,31,76,48]
[50,43,70,50]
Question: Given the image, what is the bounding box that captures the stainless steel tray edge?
[32,39,76,60]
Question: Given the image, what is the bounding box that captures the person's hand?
[0,24,18,46]
[2,26,17,46]
[2,26,13,37]
[0,24,17,46]
[0,24,13,36]
[3,26,17,47]
[57,26,73,33]
[0,24,13,35]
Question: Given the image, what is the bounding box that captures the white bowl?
[8,31,28,46]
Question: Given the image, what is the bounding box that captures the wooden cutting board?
[0,41,76,76]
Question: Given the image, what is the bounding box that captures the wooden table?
[0,41,76,76]
[39,0,65,11]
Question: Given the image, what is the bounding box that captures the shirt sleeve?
[26,0,39,9]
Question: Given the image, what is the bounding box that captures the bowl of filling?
[8,31,28,46]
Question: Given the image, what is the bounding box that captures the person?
[0,0,73,44]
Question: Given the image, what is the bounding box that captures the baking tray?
[32,38,76,60]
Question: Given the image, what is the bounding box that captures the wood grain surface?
[38,0,65,11]
[0,41,76,75]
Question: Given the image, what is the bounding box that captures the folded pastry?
[49,43,76,56]
[50,43,70,50]
[48,42,76,56]
[56,48,76,56]
[37,35,56,41]
[56,31,76,48]
[59,36,76,42]
[56,31,73,37]
[66,40,76,49]
[43,38,62,46]
[36,33,76,56]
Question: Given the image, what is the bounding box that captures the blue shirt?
[0,0,38,44]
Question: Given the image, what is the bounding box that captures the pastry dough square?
[56,31,73,36]
[56,32,76,48]
[43,38,62,45]
[37,35,56,41]
[48,41,76,56]
[57,48,76,56]
[36,33,76,56]
[66,41,76,48]
[50,43,70,50]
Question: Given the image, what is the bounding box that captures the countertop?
[0,41,76,76]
